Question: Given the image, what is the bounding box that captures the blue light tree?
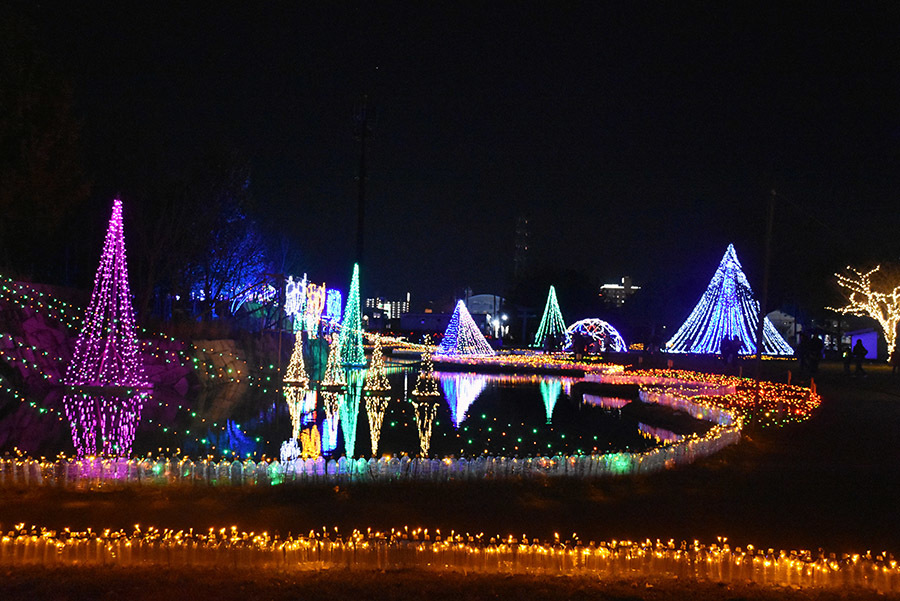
[435,300,495,357]
[665,244,793,355]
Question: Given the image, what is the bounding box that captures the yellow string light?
[830,265,900,357]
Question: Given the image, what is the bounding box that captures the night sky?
[23,2,900,319]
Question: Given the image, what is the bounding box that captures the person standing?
[852,339,868,376]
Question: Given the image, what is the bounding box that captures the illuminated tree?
[831,264,900,358]
[435,300,495,357]
[533,285,566,349]
[66,198,146,387]
[665,244,793,355]
[283,332,309,386]
[321,336,346,389]
[363,334,390,393]
[339,263,366,366]
[413,336,441,397]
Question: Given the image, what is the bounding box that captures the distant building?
[400,312,453,336]
[400,293,504,340]
[465,293,508,338]
[599,277,641,307]
[466,293,504,315]
[365,293,410,320]
[514,216,529,277]
[846,328,879,360]
[767,309,798,345]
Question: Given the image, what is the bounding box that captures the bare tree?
[830,264,900,358]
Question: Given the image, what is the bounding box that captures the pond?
[3,363,690,460]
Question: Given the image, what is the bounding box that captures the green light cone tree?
[533,285,565,349]
[339,263,366,366]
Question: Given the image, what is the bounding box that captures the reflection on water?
[439,373,488,427]
[638,422,683,443]
[7,362,692,461]
[539,379,562,424]
[410,398,439,456]
[272,367,655,459]
[339,370,364,457]
[321,392,340,454]
[365,395,389,456]
[582,394,630,411]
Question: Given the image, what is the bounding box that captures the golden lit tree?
[831,265,900,358]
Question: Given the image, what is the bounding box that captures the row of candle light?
[0,524,896,593]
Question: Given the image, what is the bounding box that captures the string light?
[830,265,900,357]
[435,301,495,357]
[304,283,326,337]
[339,263,366,366]
[62,199,148,458]
[321,397,340,454]
[563,319,627,353]
[299,425,321,458]
[321,336,346,389]
[365,395,389,456]
[283,274,307,320]
[539,378,562,424]
[413,337,441,397]
[65,199,146,388]
[283,386,306,439]
[410,399,439,457]
[438,372,487,427]
[665,244,793,355]
[432,353,624,376]
[363,334,390,393]
[0,524,895,593]
[339,370,364,457]
[533,285,566,349]
[283,332,309,386]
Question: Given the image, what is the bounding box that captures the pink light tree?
[65,198,146,387]
[64,198,148,457]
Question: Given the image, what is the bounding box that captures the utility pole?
[755,190,775,383]
[354,95,373,268]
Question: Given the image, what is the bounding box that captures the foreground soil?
[1,360,898,599]
[1,566,895,601]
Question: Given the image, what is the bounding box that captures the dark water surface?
[5,364,669,460]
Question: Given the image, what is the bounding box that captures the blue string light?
[435,301,495,357]
[665,244,794,355]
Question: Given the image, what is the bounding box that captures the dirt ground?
[1,360,898,599]
[0,566,894,601]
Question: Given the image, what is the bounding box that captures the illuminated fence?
[0,385,743,488]
[0,434,737,488]
[0,526,897,593]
